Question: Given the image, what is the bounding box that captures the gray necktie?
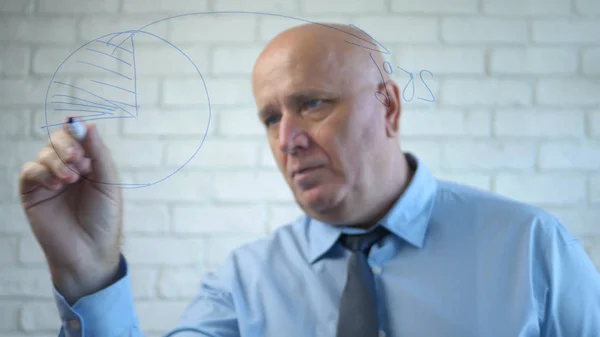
[336,226,390,337]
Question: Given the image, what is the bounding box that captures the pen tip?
[68,117,75,123]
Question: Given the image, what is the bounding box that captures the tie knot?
[339,226,390,255]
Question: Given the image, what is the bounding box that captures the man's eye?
[305,99,322,109]
[265,115,280,126]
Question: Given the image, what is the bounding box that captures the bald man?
[19,23,600,337]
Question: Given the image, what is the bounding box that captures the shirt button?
[372,266,382,275]
[69,319,81,330]
[379,330,387,337]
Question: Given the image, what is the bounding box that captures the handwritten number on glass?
[370,53,436,106]
[397,66,415,102]
[418,70,435,103]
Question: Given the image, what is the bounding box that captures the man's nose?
[278,114,309,155]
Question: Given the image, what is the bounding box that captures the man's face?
[252,31,390,217]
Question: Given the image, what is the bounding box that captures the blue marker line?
[52,94,112,108]
[92,39,132,54]
[130,35,139,117]
[343,41,386,54]
[53,108,114,115]
[418,70,436,102]
[106,32,123,47]
[52,81,134,117]
[77,60,133,80]
[111,33,136,55]
[44,12,407,189]
[71,115,134,123]
[85,48,132,66]
[52,94,115,108]
[90,79,136,94]
[133,12,391,55]
[107,99,139,108]
[40,114,134,129]
[369,53,391,107]
[48,28,210,188]
[397,66,415,102]
[50,101,117,110]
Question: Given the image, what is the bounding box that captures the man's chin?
[295,184,340,213]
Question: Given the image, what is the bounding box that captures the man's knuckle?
[37,147,55,162]
[20,162,42,180]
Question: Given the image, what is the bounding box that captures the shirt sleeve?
[53,253,142,337]
[538,216,600,337]
[53,253,241,337]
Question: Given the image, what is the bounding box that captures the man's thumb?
[81,124,118,184]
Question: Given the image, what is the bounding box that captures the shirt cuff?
[52,254,140,337]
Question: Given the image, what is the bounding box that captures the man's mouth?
[293,166,322,178]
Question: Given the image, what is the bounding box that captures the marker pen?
[67,116,86,141]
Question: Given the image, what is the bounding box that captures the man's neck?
[348,152,414,230]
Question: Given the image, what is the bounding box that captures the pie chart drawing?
[43,11,391,190]
[43,28,210,189]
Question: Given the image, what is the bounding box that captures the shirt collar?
[305,152,438,264]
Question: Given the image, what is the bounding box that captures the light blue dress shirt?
[52,153,600,337]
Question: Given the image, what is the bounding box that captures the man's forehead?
[255,37,335,75]
[252,23,386,108]
[253,22,376,74]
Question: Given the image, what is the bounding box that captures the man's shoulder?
[434,178,563,230]
[433,178,580,263]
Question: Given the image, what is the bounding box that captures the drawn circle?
[44,11,390,189]
[44,29,210,189]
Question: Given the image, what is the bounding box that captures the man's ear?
[381,80,401,138]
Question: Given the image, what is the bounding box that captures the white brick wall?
[393,47,486,75]
[442,18,529,43]
[490,48,578,75]
[532,20,600,43]
[1,0,599,335]
[441,79,532,106]
[494,109,585,137]
[392,0,477,14]
[0,47,30,75]
[482,0,571,15]
[590,111,600,137]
